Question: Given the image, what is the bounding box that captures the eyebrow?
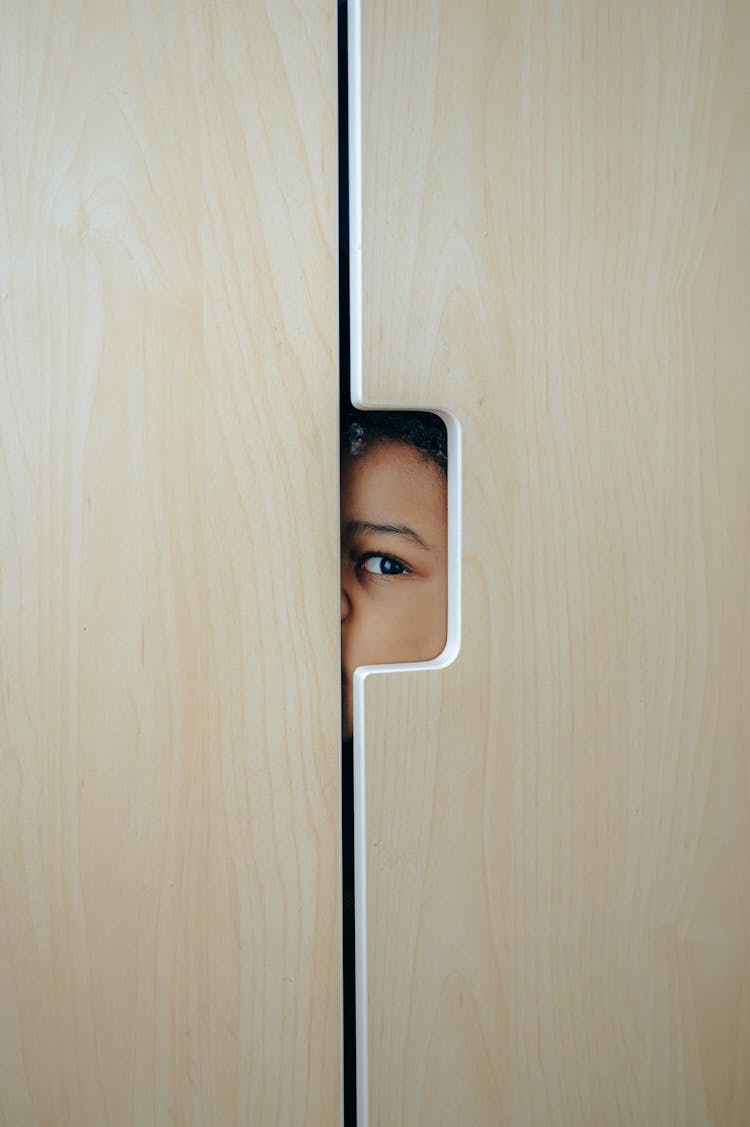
[343,520,429,549]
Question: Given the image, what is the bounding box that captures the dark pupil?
[381,556,402,574]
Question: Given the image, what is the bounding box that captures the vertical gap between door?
[338,2,356,1125]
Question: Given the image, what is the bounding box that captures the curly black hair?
[341,408,447,475]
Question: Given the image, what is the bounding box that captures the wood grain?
[0,2,340,1124]
[359,1,750,1123]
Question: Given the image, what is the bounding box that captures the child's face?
[341,439,448,740]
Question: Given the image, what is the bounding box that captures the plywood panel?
[357,1,750,1123]
[0,2,340,1124]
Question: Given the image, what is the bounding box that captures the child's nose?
[341,588,351,624]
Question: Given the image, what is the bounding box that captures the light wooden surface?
[358,1,750,1123]
[0,2,340,1124]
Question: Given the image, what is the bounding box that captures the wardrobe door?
[356,1,750,1123]
[1,3,340,1124]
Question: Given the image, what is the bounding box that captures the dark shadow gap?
[338,3,356,1125]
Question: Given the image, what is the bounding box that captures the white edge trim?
[348,5,463,1122]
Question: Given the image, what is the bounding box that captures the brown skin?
[341,438,448,740]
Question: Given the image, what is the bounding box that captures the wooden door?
[0,3,340,1123]
[354,0,750,1123]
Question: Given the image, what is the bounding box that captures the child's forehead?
[343,437,444,482]
[342,439,446,521]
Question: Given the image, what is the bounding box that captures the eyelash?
[355,551,410,577]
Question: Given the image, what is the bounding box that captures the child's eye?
[358,553,408,576]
